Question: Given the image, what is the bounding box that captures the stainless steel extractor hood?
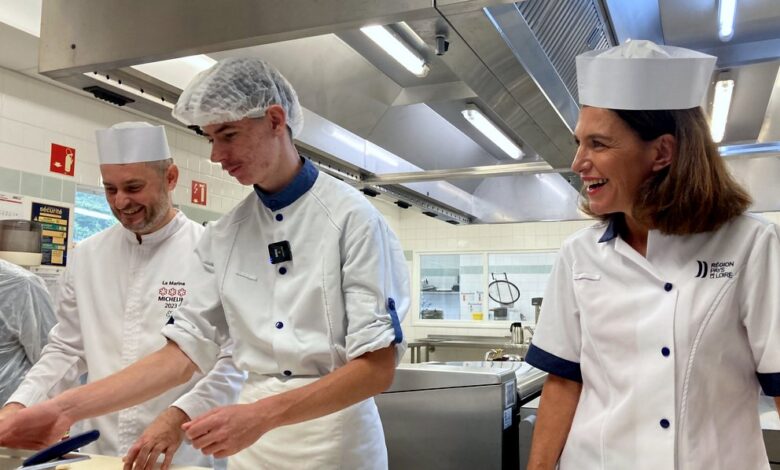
[35,0,780,223]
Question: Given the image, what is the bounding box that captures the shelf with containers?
[419,253,483,321]
[416,251,557,324]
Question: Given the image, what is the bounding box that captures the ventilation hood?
[35,0,780,223]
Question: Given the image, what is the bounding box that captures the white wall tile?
[0,142,47,174]
[0,66,247,219]
[4,65,780,346]
[76,162,101,187]
[0,118,25,148]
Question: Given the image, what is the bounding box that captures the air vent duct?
[82,85,134,106]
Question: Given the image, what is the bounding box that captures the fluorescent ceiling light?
[718,0,737,41]
[84,72,175,110]
[132,55,217,90]
[710,78,734,143]
[360,25,429,77]
[461,105,524,159]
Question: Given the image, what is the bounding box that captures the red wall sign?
[50,144,76,176]
[191,180,207,206]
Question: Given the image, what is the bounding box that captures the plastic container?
[0,219,43,266]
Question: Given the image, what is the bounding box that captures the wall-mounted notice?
[31,202,70,266]
[0,192,25,219]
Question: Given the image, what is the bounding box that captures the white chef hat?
[172,57,304,138]
[576,39,717,110]
[95,122,171,165]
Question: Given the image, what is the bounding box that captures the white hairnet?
[0,259,56,405]
[173,57,304,137]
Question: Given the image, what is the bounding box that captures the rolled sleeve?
[162,229,231,375]
[170,339,244,419]
[526,243,583,381]
[342,218,410,365]
[162,319,221,376]
[741,223,780,396]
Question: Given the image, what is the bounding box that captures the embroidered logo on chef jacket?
[695,260,735,279]
[156,280,189,323]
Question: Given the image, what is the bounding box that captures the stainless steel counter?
[376,361,546,470]
[440,361,546,404]
[408,335,528,363]
[0,450,208,469]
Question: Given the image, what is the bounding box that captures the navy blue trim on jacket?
[387,298,403,344]
[598,216,620,243]
[757,372,780,396]
[254,157,319,211]
[525,343,583,383]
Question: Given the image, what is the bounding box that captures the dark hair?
[579,107,752,235]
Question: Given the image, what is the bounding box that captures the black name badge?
[268,241,292,264]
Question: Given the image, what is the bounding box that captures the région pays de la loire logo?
[695,260,735,279]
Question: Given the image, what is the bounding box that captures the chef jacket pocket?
[573,272,601,281]
[235,271,258,281]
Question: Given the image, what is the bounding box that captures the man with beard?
[0,122,243,470]
[0,60,410,470]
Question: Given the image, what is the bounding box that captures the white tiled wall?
[397,209,595,345]
[3,64,780,362]
[0,66,253,216]
[397,208,780,350]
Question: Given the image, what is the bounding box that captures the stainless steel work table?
[376,361,546,470]
[408,335,529,363]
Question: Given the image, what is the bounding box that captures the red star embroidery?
[178,288,187,296]
[159,287,167,295]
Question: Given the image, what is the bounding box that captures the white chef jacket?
[162,158,409,467]
[7,211,244,467]
[0,260,56,405]
[526,213,780,470]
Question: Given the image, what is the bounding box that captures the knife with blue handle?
[21,429,100,467]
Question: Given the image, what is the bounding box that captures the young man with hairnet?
[0,122,244,470]
[0,251,56,405]
[0,60,409,469]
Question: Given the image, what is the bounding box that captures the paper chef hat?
[576,40,717,110]
[95,122,172,165]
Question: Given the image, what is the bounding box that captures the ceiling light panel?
[360,25,429,77]
[462,105,524,159]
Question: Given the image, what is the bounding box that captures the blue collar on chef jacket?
[598,216,622,243]
[253,157,319,211]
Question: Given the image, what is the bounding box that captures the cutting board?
[61,454,210,469]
